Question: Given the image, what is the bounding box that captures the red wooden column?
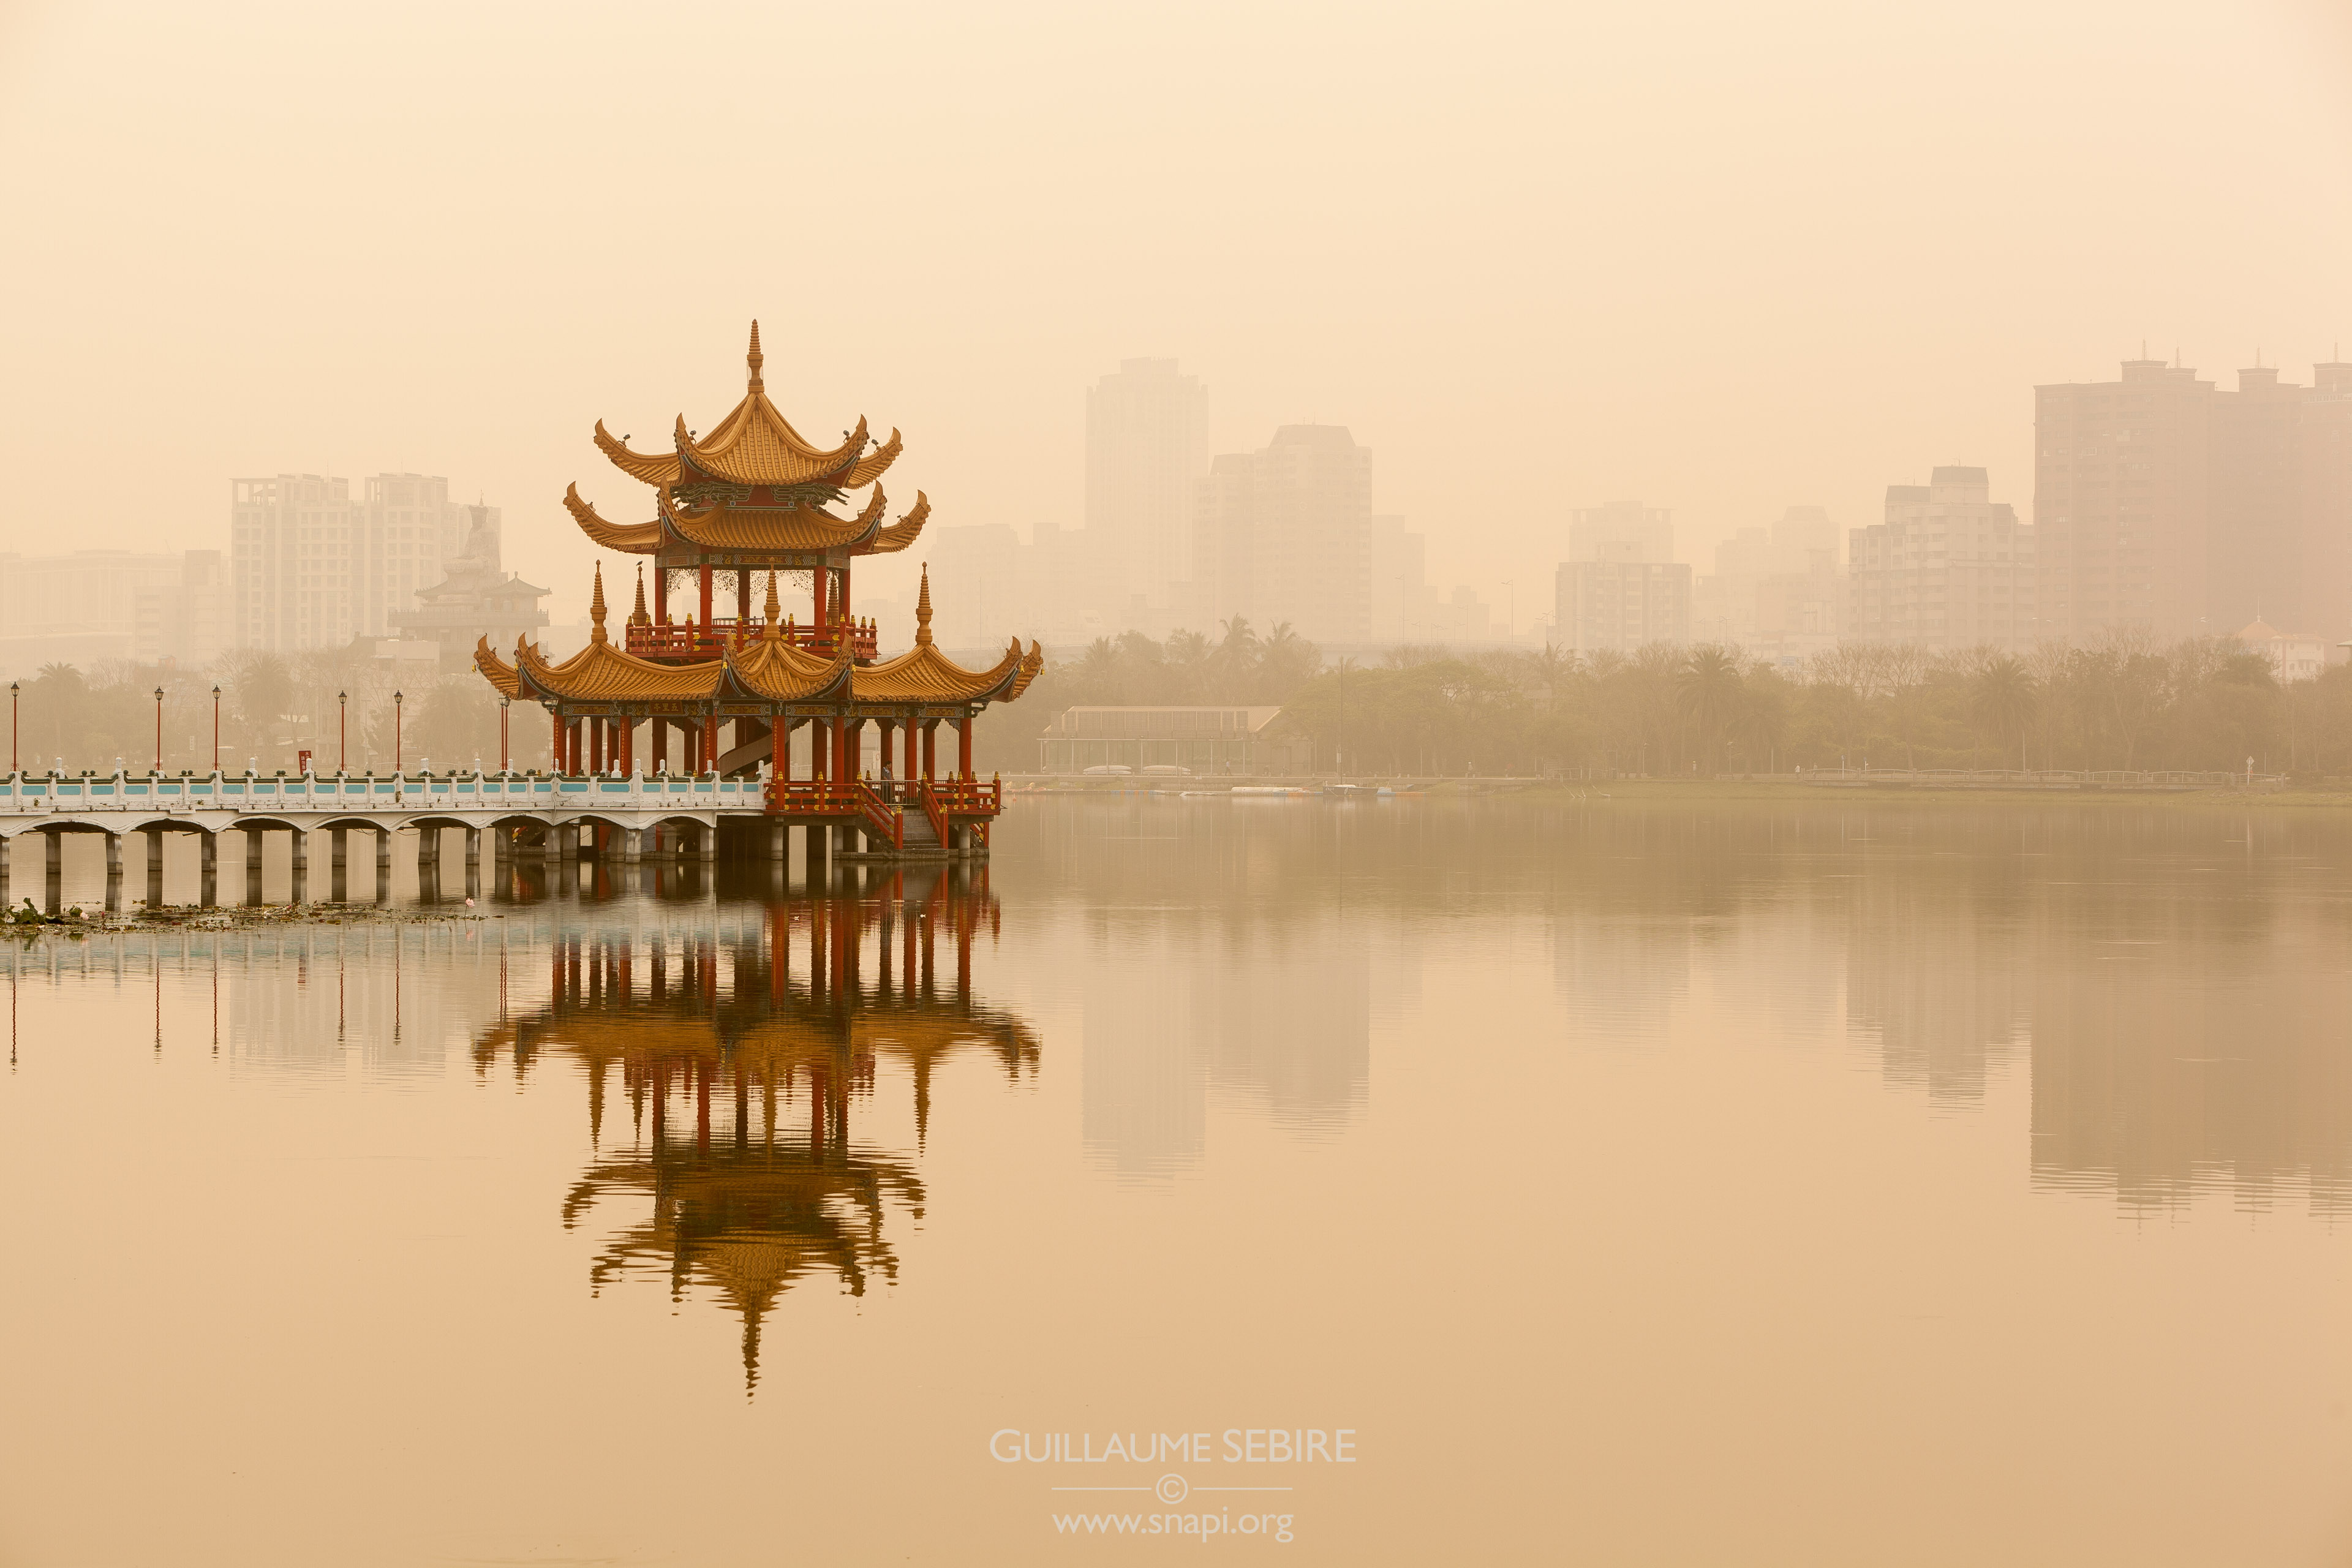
[618,717,634,775]
[957,718,973,779]
[551,710,564,772]
[922,721,936,782]
[698,562,714,630]
[654,567,668,624]
[701,714,718,774]
[651,718,667,772]
[590,717,604,773]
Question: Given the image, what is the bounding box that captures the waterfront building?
[1038,704,1304,774]
[1848,467,2035,650]
[477,323,1044,854]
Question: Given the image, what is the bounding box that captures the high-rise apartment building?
[1555,500,1690,655]
[1569,500,1675,566]
[1847,467,2034,650]
[1085,358,1207,619]
[1694,505,1844,658]
[2034,356,2352,643]
[230,473,489,652]
[1193,425,1423,646]
[2034,360,2212,641]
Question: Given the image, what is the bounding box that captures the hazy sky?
[2,0,2348,634]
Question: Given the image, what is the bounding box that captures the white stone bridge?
[0,767,937,911]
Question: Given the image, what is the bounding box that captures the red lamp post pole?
[500,697,510,772]
[153,686,163,772]
[211,685,220,773]
[338,690,347,773]
[10,681,17,775]
[394,691,404,771]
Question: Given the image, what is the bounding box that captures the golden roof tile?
[659,485,889,553]
[858,491,930,556]
[851,567,1045,704]
[563,482,662,553]
[594,322,903,492]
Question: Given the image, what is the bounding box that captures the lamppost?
[394,690,404,772]
[9,681,16,775]
[499,696,510,773]
[338,690,347,774]
[153,687,164,772]
[211,685,221,774]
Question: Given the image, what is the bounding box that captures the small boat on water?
[1231,785,1308,797]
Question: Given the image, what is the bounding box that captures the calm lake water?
[5,794,2352,1565]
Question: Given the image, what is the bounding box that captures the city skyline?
[2,3,2345,641]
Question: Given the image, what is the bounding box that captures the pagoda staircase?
[715,729,775,778]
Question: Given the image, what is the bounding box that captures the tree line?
[981,622,2350,778]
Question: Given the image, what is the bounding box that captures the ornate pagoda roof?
[477,564,1044,710]
[591,322,902,494]
[851,567,1044,704]
[477,564,853,706]
[563,480,932,560]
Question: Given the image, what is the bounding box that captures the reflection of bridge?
[471,870,1036,1392]
[0,766,997,912]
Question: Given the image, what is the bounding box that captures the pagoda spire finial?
[747,319,764,394]
[630,562,650,627]
[763,569,780,639]
[915,562,933,647]
[589,560,609,644]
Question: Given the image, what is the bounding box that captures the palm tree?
[1969,655,2038,771]
[1675,646,1743,774]
[1214,616,1260,696]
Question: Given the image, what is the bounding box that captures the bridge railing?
[0,769,762,818]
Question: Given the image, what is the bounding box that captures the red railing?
[925,778,1002,818]
[853,780,903,851]
[918,783,949,846]
[625,618,878,662]
[763,778,867,816]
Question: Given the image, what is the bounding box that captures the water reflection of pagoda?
[472,867,1036,1390]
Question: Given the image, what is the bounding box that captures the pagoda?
[474,323,1041,856]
